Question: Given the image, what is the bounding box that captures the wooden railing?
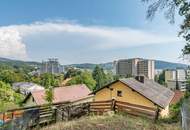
[89,100,159,120]
[115,100,158,119]
[0,101,69,129]
[89,100,113,114]
[0,99,159,129]
[56,102,90,121]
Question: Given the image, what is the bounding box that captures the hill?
[67,62,113,70]
[0,57,41,74]
[0,57,40,67]
[0,57,187,71]
[155,60,187,69]
[66,60,188,70]
[0,57,40,72]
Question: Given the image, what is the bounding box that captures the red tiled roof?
[170,90,184,105]
[31,84,91,105]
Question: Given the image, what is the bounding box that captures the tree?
[0,81,24,111]
[92,65,107,90]
[66,71,96,90]
[143,0,190,55]
[158,71,166,85]
[64,68,81,79]
[40,73,60,87]
[105,71,114,83]
[40,73,55,104]
[45,87,54,104]
[0,70,25,84]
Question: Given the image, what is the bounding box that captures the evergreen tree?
[92,65,107,90]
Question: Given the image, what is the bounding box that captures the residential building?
[115,58,155,79]
[176,69,186,81]
[12,82,44,95]
[177,81,187,91]
[176,69,187,91]
[137,60,155,80]
[165,69,188,91]
[166,80,177,90]
[23,84,93,106]
[170,90,184,105]
[165,70,176,82]
[92,76,174,117]
[115,58,140,77]
[40,58,63,74]
[186,69,190,78]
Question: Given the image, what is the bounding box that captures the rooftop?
[93,77,174,108]
[27,84,92,105]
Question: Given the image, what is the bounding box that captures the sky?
[0,0,186,64]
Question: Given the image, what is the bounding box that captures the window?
[117,90,122,97]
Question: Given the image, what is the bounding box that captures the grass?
[39,114,181,130]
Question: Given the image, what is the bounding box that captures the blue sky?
[0,0,185,64]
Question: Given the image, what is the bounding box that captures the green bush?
[160,91,190,123]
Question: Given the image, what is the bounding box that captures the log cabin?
[92,76,175,117]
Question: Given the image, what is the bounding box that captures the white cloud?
[0,28,27,59]
[0,21,181,59]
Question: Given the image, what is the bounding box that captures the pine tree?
[92,65,107,90]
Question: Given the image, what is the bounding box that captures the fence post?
[88,102,91,115]
[111,99,116,112]
[36,109,40,130]
[67,106,70,121]
[154,108,160,122]
[52,107,57,123]
[62,108,64,121]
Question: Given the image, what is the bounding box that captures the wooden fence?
[0,99,159,129]
[56,103,90,122]
[115,100,158,119]
[89,100,159,120]
[0,101,69,130]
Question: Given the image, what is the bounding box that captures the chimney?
[135,75,145,83]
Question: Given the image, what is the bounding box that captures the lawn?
[40,114,181,130]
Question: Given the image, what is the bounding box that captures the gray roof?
[119,78,174,108]
[13,82,37,88]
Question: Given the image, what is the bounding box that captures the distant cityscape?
[6,57,189,102]
[40,58,64,74]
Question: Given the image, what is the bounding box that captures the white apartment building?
[115,58,155,80]
[165,70,176,82]
[137,60,155,80]
[165,69,188,91]
[176,69,187,91]
[176,69,186,81]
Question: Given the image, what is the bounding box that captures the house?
[12,82,44,95]
[23,84,93,106]
[170,90,184,105]
[92,76,175,117]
